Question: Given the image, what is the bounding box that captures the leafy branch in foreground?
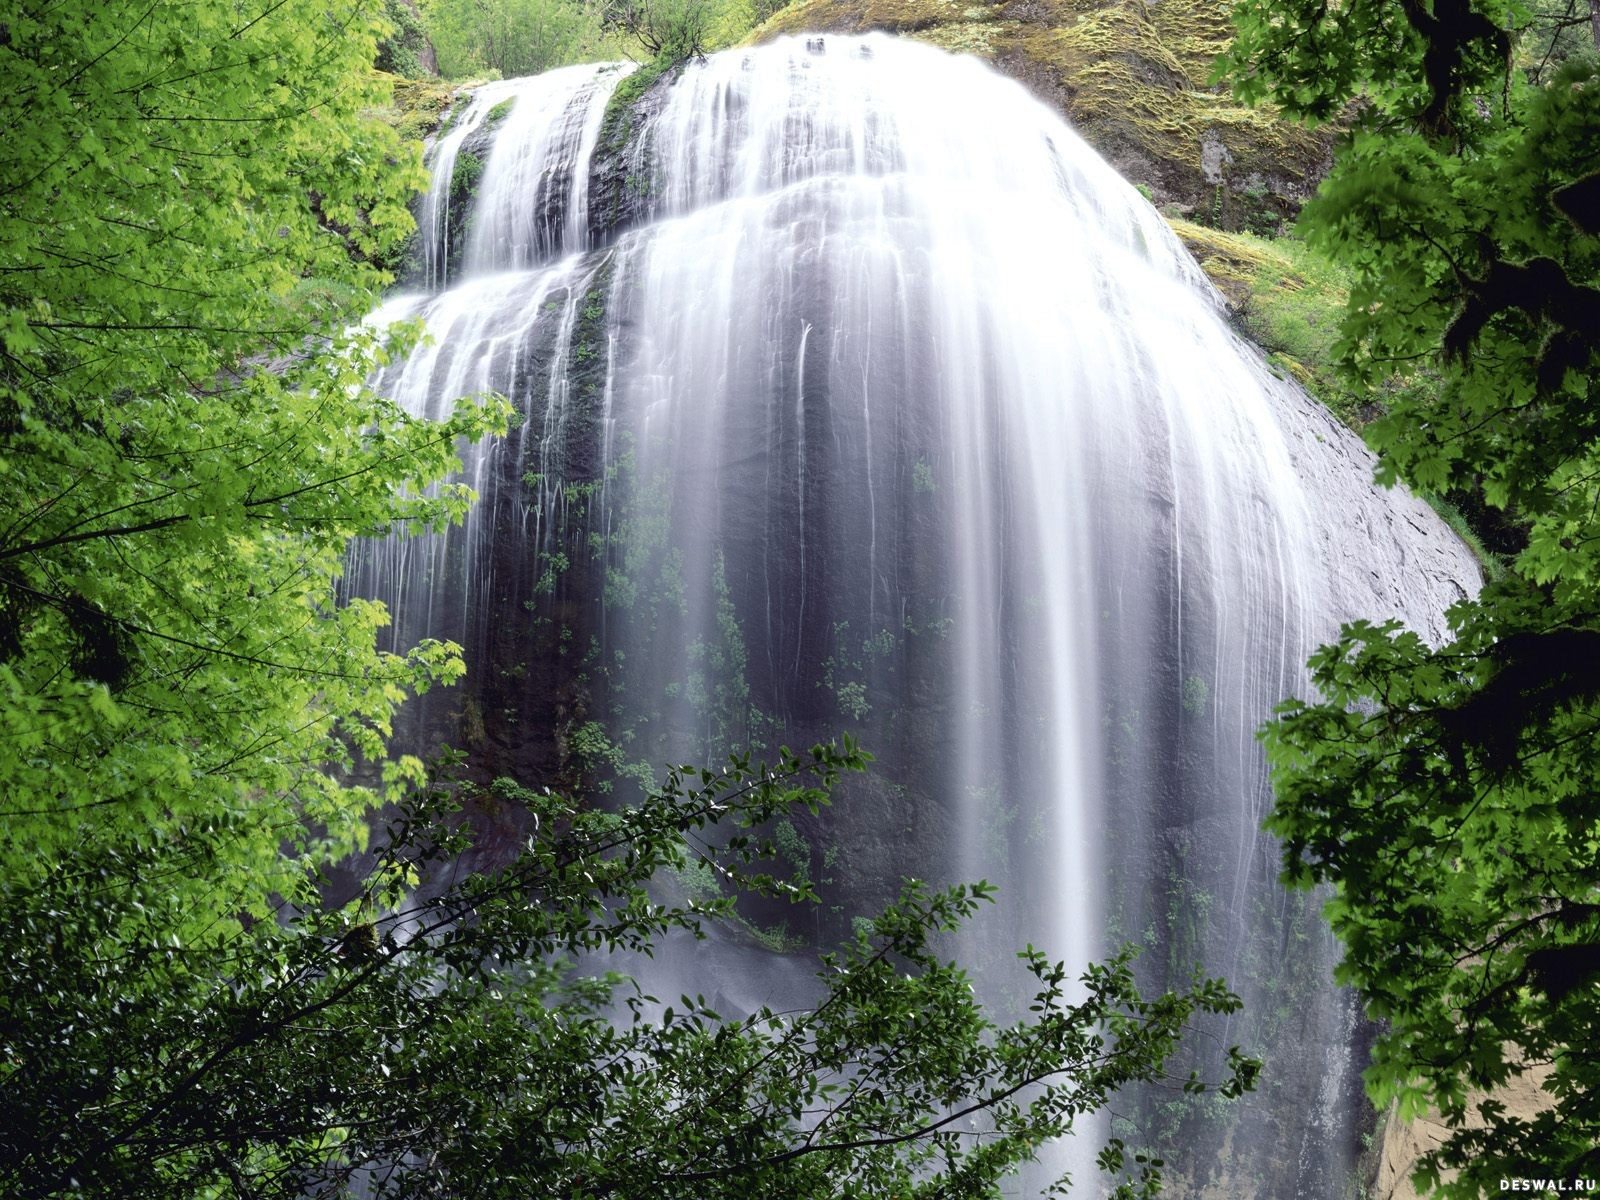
[1,741,1257,1200]
[1222,0,1600,1184]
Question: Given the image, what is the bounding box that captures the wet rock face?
[755,0,1334,229]
[586,64,681,247]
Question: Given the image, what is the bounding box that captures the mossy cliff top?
[754,0,1330,229]
[372,73,470,141]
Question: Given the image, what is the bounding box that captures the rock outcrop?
[1372,1063,1556,1199]
[754,0,1333,227]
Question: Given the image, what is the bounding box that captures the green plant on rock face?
[821,843,842,878]
[568,720,655,795]
[744,917,806,953]
[1241,192,1282,237]
[820,621,898,724]
[911,458,936,494]
[486,97,516,124]
[1180,673,1209,717]
[667,842,725,902]
[534,550,571,596]
[598,55,672,155]
[1104,701,1145,770]
[1175,221,1367,425]
[1418,493,1505,581]
[565,480,600,504]
[685,551,758,759]
[833,681,870,722]
[449,148,483,202]
[772,817,812,888]
[461,697,488,747]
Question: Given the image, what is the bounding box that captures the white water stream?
[353,34,1479,1195]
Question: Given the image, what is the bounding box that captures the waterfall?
[356,34,1479,1196]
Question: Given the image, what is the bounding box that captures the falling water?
[413,63,631,290]
[353,34,1479,1196]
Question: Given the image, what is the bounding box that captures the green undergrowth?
[1168,217,1360,425]
[1418,494,1506,581]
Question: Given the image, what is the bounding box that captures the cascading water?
[352,34,1480,1196]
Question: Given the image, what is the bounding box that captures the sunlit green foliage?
[1223,0,1600,1186]
[0,0,505,914]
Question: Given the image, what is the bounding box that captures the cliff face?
[754,0,1332,229]
[1372,1063,1555,1200]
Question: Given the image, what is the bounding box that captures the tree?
[1,742,1257,1200]
[378,0,438,78]
[423,0,614,78]
[1220,0,1600,1190]
[598,0,725,60]
[0,0,504,918]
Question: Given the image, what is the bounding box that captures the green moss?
[486,96,516,125]
[1420,494,1505,580]
[739,918,807,952]
[460,696,487,747]
[599,55,673,153]
[384,74,470,142]
[667,850,725,902]
[773,818,812,886]
[450,148,484,200]
[992,6,1321,206]
[758,0,955,37]
[920,17,996,54]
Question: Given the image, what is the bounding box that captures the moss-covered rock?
[587,58,682,244]
[381,73,469,142]
[754,0,1331,227]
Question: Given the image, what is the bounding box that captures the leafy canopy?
[1222,0,1600,1189]
[423,0,618,79]
[0,0,505,912]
